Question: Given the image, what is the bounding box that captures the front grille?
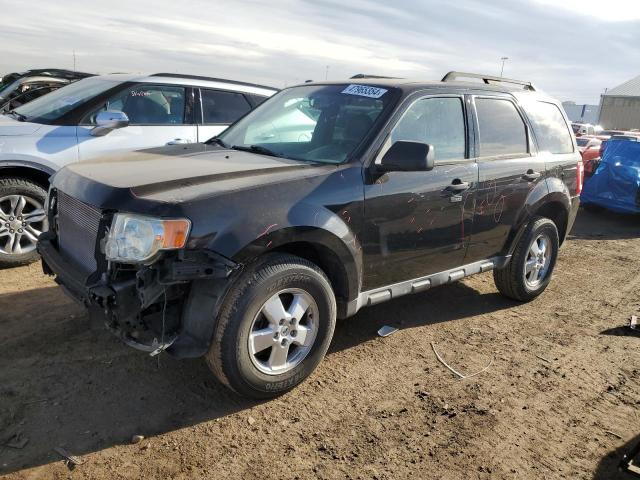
[56,191,102,274]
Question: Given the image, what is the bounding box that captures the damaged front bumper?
[38,231,238,357]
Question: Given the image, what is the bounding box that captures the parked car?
[572,122,596,137]
[576,135,602,177]
[581,138,640,214]
[599,134,640,161]
[0,73,277,266]
[38,71,582,398]
[0,69,94,113]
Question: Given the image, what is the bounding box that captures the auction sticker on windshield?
[341,84,388,99]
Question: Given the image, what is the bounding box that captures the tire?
[205,253,337,399]
[0,177,48,268]
[493,216,559,302]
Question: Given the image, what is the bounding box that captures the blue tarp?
[580,140,640,214]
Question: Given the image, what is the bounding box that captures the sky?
[0,0,639,104]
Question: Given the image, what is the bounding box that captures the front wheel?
[206,254,336,399]
[494,216,559,302]
[0,177,48,268]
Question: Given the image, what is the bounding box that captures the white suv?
[0,73,277,266]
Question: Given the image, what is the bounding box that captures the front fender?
[0,157,57,176]
[229,202,362,301]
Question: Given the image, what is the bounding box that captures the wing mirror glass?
[91,110,130,137]
[379,141,435,172]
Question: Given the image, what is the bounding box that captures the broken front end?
[38,189,237,357]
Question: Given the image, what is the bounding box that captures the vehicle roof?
[292,78,556,101]
[89,73,278,97]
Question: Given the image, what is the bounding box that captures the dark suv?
[38,72,582,399]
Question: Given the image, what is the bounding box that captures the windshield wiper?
[208,137,228,148]
[230,144,283,158]
[6,110,26,122]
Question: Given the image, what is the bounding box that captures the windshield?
[217,84,398,164]
[576,138,590,147]
[12,77,121,123]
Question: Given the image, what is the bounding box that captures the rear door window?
[201,89,252,124]
[475,98,528,157]
[522,101,574,154]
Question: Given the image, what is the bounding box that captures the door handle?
[445,180,470,192]
[166,138,191,145]
[522,169,541,181]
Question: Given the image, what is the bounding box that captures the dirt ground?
[1,207,639,480]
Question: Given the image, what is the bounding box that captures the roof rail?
[441,71,536,91]
[150,73,278,91]
[350,74,403,80]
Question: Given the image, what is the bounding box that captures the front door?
[77,83,197,161]
[362,95,477,290]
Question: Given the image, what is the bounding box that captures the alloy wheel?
[523,233,552,288]
[248,288,319,375]
[0,194,46,256]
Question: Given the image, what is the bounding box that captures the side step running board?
[347,256,509,316]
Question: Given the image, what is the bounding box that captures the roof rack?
[441,71,536,91]
[350,74,403,80]
[150,73,278,91]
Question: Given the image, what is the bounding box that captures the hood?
[53,143,335,209]
[0,114,43,136]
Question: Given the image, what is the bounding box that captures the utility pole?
[325,65,329,80]
[500,57,509,77]
[73,50,76,72]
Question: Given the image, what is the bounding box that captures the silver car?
[0,73,277,267]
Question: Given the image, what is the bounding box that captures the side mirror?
[379,141,435,172]
[91,110,130,137]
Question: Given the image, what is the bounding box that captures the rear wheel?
[206,254,336,399]
[494,216,559,302]
[0,177,47,268]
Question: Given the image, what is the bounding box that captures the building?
[598,74,640,130]
[562,101,600,125]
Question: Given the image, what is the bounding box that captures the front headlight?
[104,213,191,263]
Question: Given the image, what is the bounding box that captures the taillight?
[576,160,585,195]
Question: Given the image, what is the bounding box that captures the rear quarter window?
[522,101,574,154]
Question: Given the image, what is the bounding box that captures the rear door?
[77,83,197,160]
[465,95,546,262]
[362,94,477,290]
[197,88,253,142]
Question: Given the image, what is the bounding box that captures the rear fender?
[503,179,570,257]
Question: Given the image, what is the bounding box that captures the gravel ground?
[1,207,639,480]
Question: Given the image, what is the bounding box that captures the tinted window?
[522,101,574,154]
[576,138,589,147]
[391,97,466,161]
[476,98,528,157]
[201,89,251,124]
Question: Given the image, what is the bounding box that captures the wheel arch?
[0,162,54,190]
[504,192,570,259]
[231,226,362,318]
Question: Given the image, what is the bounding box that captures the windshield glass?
[576,138,590,147]
[12,77,121,123]
[217,84,398,164]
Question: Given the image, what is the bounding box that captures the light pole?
[500,57,509,77]
[325,65,330,80]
